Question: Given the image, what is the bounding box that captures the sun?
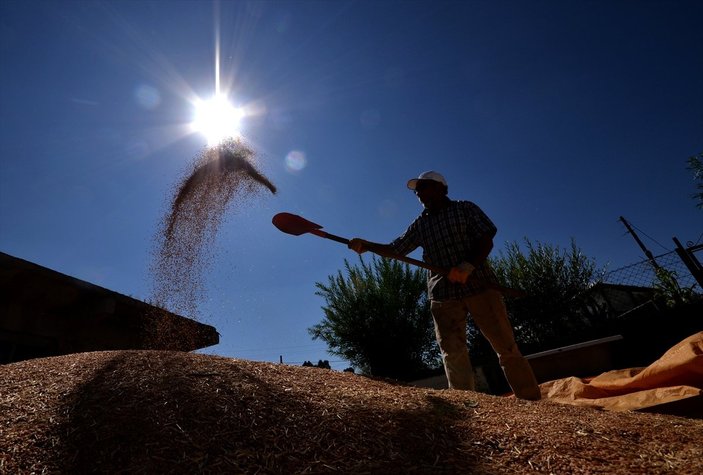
[191,94,244,146]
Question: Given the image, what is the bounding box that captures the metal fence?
[585,245,702,322]
[603,248,701,291]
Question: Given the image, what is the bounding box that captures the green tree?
[654,268,696,307]
[488,238,603,351]
[309,257,440,381]
[687,152,703,209]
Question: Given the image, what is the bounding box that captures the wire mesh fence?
[603,249,700,291]
[584,246,702,322]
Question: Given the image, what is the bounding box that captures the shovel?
[272,212,526,298]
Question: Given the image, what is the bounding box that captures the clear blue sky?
[1,1,701,370]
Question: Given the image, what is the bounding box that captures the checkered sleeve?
[389,218,421,256]
[463,201,497,240]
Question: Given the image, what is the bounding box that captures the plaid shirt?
[389,199,499,300]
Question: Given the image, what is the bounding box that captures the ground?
[1,350,701,474]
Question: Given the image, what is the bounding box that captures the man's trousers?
[430,289,541,400]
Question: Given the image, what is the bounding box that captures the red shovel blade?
[272,212,324,236]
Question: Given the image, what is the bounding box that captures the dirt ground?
[1,350,701,474]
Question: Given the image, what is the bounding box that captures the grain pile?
[2,351,701,474]
[147,139,275,346]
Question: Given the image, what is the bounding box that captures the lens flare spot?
[285,150,307,173]
[135,84,161,110]
[378,199,398,218]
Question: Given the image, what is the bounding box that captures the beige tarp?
[540,332,703,412]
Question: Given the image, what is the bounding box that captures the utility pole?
[619,216,661,269]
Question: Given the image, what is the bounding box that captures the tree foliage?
[488,238,603,351]
[302,360,332,369]
[654,268,697,307]
[687,152,703,209]
[309,257,440,381]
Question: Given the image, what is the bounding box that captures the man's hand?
[447,262,475,284]
[348,238,371,254]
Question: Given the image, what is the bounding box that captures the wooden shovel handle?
[274,213,526,298]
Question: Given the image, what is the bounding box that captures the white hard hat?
[407,171,448,190]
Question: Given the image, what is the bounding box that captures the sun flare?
[191,94,243,146]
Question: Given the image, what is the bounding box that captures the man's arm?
[348,238,396,256]
[447,234,494,284]
[468,234,494,267]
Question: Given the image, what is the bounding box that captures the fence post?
[619,216,661,270]
[672,237,703,289]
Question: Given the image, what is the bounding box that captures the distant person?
[348,171,540,400]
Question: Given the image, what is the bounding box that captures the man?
[348,171,540,400]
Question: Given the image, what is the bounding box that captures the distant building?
[0,252,218,364]
[579,282,658,318]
